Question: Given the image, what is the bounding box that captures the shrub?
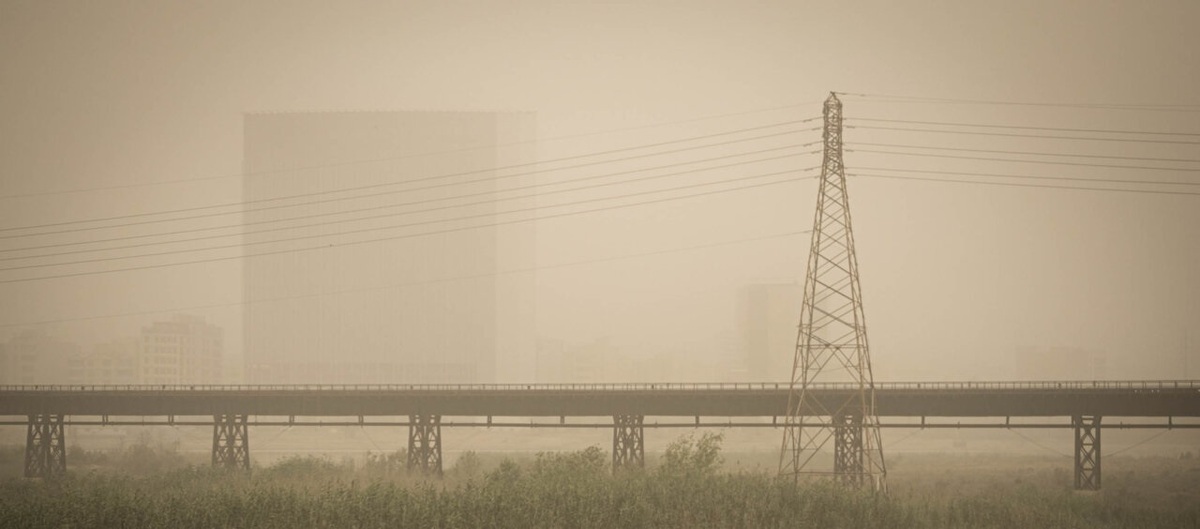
[657,432,724,480]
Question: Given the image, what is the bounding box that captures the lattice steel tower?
[779,92,886,491]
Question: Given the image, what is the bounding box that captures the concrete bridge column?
[212,414,250,470]
[833,414,865,486]
[25,414,66,479]
[407,414,442,475]
[1073,415,1101,490]
[612,414,644,471]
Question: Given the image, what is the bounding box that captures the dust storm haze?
[1,0,1198,386]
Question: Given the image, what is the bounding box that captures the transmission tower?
[779,92,886,491]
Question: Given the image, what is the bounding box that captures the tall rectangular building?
[0,331,81,385]
[139,314,223,384]
[83,337,139,385]
[741,283,802,381]
[242,111,536,384]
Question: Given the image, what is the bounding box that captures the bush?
[2,437,1199,528]
[363,449,406,478]
[657,432,724,480]
[260,455,348,480]
[448,451,483,480]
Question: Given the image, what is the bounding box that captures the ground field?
[2,433,1199,528]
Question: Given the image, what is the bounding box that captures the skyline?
[2,1,1198,384]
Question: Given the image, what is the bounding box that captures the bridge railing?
[0,380,1198,392]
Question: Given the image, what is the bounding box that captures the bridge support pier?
[612,414,644,471]
[835,415,864,484]
[833,414,865,486]
[407,414,442,475]
[25,414,66,478]
[212,414,250,470]
[1073,415,1101,490]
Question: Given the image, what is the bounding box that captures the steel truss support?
[25,414,66,478]
[780,92,886,492]
[612,414,645,471]
[833,414,865,485]
[212,414,250,470]
[1074,415,1101,490]
[407,414,442,475]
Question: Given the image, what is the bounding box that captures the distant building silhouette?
[536,337,616,382]
[740,283,802,381]
[82,337,140,385]
[0,330,81,385]
[241,111,536,384]
[138,314,223,384]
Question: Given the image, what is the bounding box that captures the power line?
[0,230,809,328]
[850,142,1200,164]
[0,145,814,258]
[848,117,1200,137]
[852,166,1200,188]
[1,123,818,237]
[2,151,816,264]
[0,168,815,284]
[884,428,924,448]
[1004,428,1071,458]
[848,149,1200,173]
[0,165,817,272]
[850,172,1200,197]
[1107,430,1171,457]
[839,92,1200,112]
[0,108,823,200]
[847,125,1200,146]
[3,123,817,236]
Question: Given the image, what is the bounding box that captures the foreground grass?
[1,436,1198,528]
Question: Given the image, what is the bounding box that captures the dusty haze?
[1,0,1198,384]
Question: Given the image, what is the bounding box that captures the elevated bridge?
[4,380,1199,487]
[3,380,1199,418]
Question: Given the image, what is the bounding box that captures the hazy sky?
[1,1,1197,382]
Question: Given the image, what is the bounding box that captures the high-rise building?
[242,111,536,384]
[82,338,140,385]
[740,283,802,381]
[139,314,223,384]
[0,330,81,385]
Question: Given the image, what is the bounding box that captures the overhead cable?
[0,230,809,328]
[0,121,819,235]
[0,168,816,284]
[852,166,1200,188]
[848,117,1200,137]
[850,172,1200,197]
[2,151,816,263]
[839,92,1200,112]
[847,125,1200,146]
[850,142,1200,164]
[0,111,822,200]
[848,149,1200,173]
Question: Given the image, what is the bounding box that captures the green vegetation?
[1,433,1198,528]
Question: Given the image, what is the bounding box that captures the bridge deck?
[2,381,1197,418]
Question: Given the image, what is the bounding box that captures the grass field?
[2,433,1199,528]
